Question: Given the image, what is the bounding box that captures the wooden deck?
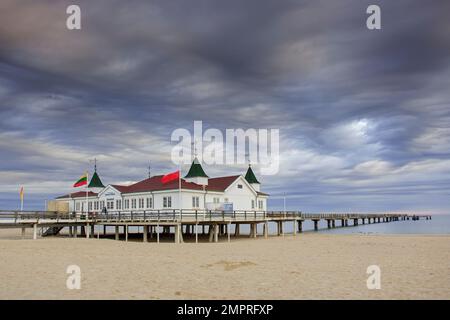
[0,210,432,243]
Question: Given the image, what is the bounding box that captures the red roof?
[56,175,269,199]
[56,191,98,199]
[116,175,241,194]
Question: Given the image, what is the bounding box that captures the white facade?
[57,175,268,213]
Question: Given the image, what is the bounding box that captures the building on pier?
[55,159,268,214]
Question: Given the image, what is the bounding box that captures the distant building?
[55,159,268,213]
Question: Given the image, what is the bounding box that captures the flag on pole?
[19,186,24,211]
[73,172,88,187]
[161,170,180,184]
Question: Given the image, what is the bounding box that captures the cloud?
[0,0,449,212]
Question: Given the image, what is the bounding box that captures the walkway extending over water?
[0,210,432,243]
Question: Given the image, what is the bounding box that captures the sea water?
[272,214,450,235]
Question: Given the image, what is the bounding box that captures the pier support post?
[143,225,148,242]
[293,220,297,236]
[313,220,319,231]
[21,227,26,239]
[125,225,128,242]
[86,224,90,239]
[264,221,269,238]
[214,224,219,243]
[103,225,107,235]
[208,225,213,242]
[227,223,231,242]
[332,220,335,228]
[68,226,73,237]
[353,219,358,226]
[327,220,331,229]
[33,224,37,240]
[344,219,348,227]
[74,226,77,238]
[115,226,119,240]
[298,220,303,232]
[253,223,257,238]
[90,224,95,238]
[341,219,345,227]
[174,224,180,244]
[234,224,240,237]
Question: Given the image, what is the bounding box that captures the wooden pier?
[0,210,432,243]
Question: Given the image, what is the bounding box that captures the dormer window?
[237,184,243,189]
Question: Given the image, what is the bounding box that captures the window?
[124,199,129,209]
[116,199,122,210]
[89,202,92,211]
[146,197,152,208]
[107,201,114,210]
[100,201,105,210]
[251,200,255,209]
[258,200,263,210]
[163,196,172,208]
[131,199,137,209]
[192,196,199,208]
[237,184,243,189]
[213,197,220,204]
[94,201,99,210]
[139,198,144,209]
[76,202,80,211]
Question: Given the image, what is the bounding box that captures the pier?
[0,210,432,243]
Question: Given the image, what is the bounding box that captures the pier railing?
[0,209,416,224]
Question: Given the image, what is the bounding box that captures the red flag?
[161,170,180,184]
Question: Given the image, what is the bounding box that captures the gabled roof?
[184,158,208,178]
[244,166,260,184]
[56,191,98,199]
[110,184,129,193]
[106,175,241,194]
[88,171,105,188]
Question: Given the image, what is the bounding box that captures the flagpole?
[86,170,89,219]
[20,187,23,212]
[178,161,181,219]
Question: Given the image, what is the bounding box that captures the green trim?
[244,166,260,184]
[88,171,105,188]
[184,158,208,178]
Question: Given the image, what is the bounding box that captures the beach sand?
[0,229,449,299]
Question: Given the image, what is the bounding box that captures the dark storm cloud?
[0,0,449,211]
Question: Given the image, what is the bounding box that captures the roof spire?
[184,157,208,178]
[88,158,105,188]
[244,164,260,184]
[148,162,151,179]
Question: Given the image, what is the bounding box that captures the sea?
[266,214,450,235]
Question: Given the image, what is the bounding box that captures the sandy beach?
[0,229,449,300]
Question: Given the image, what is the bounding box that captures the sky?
[0,0,449,213]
